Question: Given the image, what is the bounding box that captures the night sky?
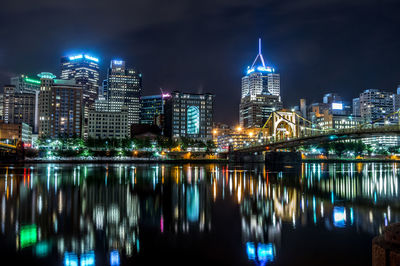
[1,0,400,125]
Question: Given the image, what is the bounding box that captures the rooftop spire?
[251,38,266,69]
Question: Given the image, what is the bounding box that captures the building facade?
[164,92,214,140]
[2,85,39,133]
[0,122,32,144]
[239,94,282,128]
[107,60,142,126]
[140,94,169,125]
[359,89,393,123]
[88,107,129,139]
[38,73,83,138]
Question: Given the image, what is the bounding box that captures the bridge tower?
[271,110,299,141]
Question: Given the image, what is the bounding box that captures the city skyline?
[1,1,400,125]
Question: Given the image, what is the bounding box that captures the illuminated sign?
[20,224,37,248]
[113,60,123,65]
[110,250,120,266]
[162,93,171,98]
[84,55,99,62]
[333,206,346,228]
[246,66,275,75]
[69,54,83,60]
[24,77,41,85]
[69,54,99,62]
[332,102,343,110]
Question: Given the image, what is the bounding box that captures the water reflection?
[0,162,399,265]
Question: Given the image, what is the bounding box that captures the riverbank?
[5,157,229,164]
[303,158,400,163]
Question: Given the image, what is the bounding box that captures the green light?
[20,224,37,248]
[24,77,41,85]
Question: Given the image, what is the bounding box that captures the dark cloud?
[1,0,400,125]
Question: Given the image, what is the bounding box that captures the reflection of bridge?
[237,125,400,153]
[234,109,400,153]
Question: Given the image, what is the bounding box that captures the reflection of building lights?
[110,250,120,266]
[333,206,346,228]
[64,252,78,266]
[257,243,275,262]
[246,242,256,260]
[81,251,95,266]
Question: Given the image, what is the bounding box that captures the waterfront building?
[217,132,252,150]
[2,85,39,133]
[38,72,83,138]
[140,94,169,126]
[10,74,41,94]
[164,91,214,140]
[88,106,129,139]
[240,39,281,128]
[107,60,142,126]
[0,122,32,144]
[359,89,393,123]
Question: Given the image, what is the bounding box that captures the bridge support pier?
[265,151,302,165]
[228,151,265,163]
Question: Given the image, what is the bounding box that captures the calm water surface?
[0,162,398,265]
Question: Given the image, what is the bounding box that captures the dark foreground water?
[0,162,398,265]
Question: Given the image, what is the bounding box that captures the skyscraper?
[240,39,282,128]
[60,54,99,107]
[10,74,41,94]
[359,89,393,123]
[107,60,142,126]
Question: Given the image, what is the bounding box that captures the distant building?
[300,99,307,118]
[10,74,41,94]
[217,133,252,150]
[239,94,282,128]
[164,91,214,140]
[140,94,168,125]
[240,39,281,128]
[88,107,129,139]
[0,122,32,144]
[107,60,142,127]
[359,89,393,123]
[353,98,361,117]
[38,72,83,138]
[2,85,39,133]
[316,114,362,130]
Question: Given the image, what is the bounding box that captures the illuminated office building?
[2,85,39,133]
[88,106,129,139]
[240,39,281,128]
[38,72,83,138]
[359,89,393,123]
[107,60,142,126]
[164,91,214,140]
[60,54,99,106]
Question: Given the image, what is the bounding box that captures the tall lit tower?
[107,60,142,126]
[61,54,99,106]
[241,39,280,99]
[240,39,282,128]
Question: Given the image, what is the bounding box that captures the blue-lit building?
[240,39,282,128]
[61,54,100,107]
[140,94,167,126]
[164,91,214,140]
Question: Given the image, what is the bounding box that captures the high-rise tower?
[240,39,282,128]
